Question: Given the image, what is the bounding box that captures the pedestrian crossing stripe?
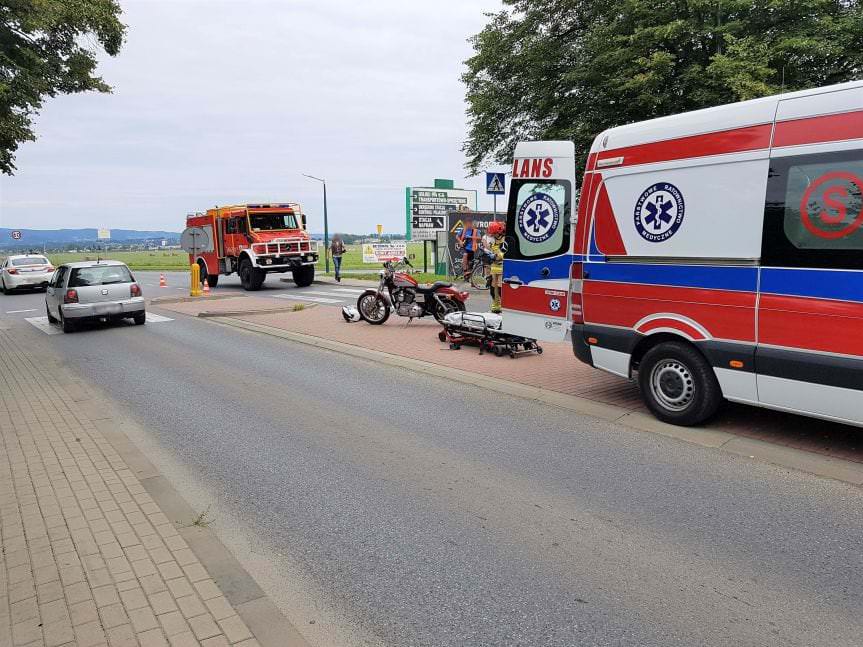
[294,290,353,298]
[145,313,173,322]
[24,317,61,335]
[328,288,366,295]
[274,294,343,304]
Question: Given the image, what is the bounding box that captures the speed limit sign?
[10,230,22,240]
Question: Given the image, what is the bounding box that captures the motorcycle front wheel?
[433,296,466,323]
[357,292,391,325]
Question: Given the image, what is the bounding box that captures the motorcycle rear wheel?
[357,292,390,325]
[433,296,466,323]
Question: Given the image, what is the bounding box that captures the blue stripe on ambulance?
[585,262,758,293]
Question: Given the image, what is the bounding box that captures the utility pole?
[302,174,329,274]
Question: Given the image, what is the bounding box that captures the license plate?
[94,303,121,315]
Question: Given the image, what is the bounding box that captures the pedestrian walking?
[330,234,346,282]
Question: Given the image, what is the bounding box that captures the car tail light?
[7,268,17,275]
[45,265,54,272]
[64,289,78,304]
[130,283,142,297]
[571,262,584,324]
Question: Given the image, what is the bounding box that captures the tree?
[0,0,125,174]
[463,0,863,177]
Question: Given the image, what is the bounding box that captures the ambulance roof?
[590,80,863,154]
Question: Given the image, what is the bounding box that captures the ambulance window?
[762,150,863,270]
[504,179,572,260]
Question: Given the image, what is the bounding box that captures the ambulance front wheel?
[638,341,722,426]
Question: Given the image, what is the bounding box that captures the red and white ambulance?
[501,81,863,426]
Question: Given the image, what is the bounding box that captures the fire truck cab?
[186,203,318,290]
[502,80,863,428]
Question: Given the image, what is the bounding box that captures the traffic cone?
[159,273,167,288]
[202,279,210,295]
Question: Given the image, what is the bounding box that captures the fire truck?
[186,203,318,290]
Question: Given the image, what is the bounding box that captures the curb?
[197,304,317,318]
[80,375,311,647]
[208,315,863,488]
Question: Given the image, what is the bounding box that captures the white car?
[1,254,55,293]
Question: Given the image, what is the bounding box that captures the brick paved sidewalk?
[0,329,259,647]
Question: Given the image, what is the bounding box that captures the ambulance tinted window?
[762,150,863,269]
[505,179,571,260]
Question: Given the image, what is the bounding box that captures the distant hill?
[0,228,180,248]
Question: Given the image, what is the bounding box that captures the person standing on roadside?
[457,217,479,282]
[330,234,346,282]
[487,220,506,314]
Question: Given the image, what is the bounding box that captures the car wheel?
[1,277,7,295]
[59,309,76,333]
[46,304,58,324]
[133,313,146,325]
[638,341,722,426]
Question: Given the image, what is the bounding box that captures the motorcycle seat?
[417,281,453,293]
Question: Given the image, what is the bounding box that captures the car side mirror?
[301,214,307,229]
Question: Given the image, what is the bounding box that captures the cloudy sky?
[0,0,506,234]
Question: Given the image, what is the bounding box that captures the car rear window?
[68,265,134,287]
[11,257,49,266]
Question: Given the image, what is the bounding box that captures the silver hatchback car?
[45,260,145,332]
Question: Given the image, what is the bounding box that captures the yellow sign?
[376,224,383,235]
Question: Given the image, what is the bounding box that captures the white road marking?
[145,313,173,323]
[327,288,367,295]
[295,290,352,298]
[24,316,61,335]
[174,287,186,291]
[273,294,343,304]
[5,309,37,314]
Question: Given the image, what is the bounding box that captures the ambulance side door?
[757,85,863,423]
[501,145,575,341]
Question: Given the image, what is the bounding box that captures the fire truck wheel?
[239,259,265,291]
[206,274,219,288]
[638,341,722,426]
[292,265,315,287]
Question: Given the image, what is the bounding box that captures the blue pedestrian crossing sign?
[485,172,506,195]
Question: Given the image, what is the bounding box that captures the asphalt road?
[2,283,862,647]
[138,270,493,311]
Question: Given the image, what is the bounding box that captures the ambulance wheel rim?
[650,360,695,411]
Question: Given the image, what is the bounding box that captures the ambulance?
[501,81,863,427]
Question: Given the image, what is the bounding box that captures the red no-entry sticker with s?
[799,171,863,239]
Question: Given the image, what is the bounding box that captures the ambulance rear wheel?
[638,341,722,426]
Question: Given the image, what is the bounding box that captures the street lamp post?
[302,173,329,274]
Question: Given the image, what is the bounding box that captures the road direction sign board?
[10,230,22,240]
[486,172,506,195]
[406,187,477,240]
[97,228,111,240]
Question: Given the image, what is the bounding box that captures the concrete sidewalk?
[0,329,272,647]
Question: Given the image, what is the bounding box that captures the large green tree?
[0,0,125,175]
[463,0,863,176]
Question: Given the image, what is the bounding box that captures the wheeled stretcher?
[438,312,543,358]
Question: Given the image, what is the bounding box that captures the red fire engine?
[186,203,318,290]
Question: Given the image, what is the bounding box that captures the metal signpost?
[180,226,211,297]
[485,172,506,218]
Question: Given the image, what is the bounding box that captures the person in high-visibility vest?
[487,220,506,314]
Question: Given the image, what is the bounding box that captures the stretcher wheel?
[509,350,516,359]
[450,343,461,350]
[536,346,543,354]
[438,331,447,342]
[524,342,533,350]
[494,346,504,357]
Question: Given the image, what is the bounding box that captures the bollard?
[190,263,202,297]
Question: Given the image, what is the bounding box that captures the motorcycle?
[356,259,468,325]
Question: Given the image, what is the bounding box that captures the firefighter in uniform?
[487,220,506,314]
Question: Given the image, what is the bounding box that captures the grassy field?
[47,250,190,271]
[42,242,450,280]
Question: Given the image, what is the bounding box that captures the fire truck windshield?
[249,212,298,231]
